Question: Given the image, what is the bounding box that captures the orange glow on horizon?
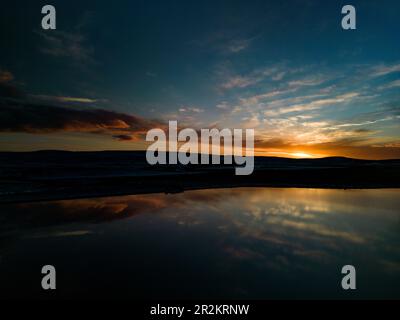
[255,150,321,159]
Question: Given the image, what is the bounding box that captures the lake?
[0,188,399,299]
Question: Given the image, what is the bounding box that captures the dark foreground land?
[0,151,399,203]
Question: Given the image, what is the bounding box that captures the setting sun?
[291,152,314,158]
[255,150,318,158]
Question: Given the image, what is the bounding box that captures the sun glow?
[256,150,318,158]
[291,152,313,158]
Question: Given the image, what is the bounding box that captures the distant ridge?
[1,150,399,203]
[0,149,398,162]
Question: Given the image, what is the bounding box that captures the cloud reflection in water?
[0,188,399,299]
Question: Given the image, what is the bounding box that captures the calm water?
[0,188,399,299]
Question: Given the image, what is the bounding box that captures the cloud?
[254,138,292,149]
[0,195,170,236]
[264,93,359,116]
[179,106,204,113]
[374,142,400,148]
[329,116,394,129]
[216,101,230,110]
[0,83,24,99]
[192,31,254,55]
[288,76,327,87]
[353,128,374,133]
[224,38,253,53]
[221,75,259,89]
[239,88,300,107]
[36,30,95,64]
[218,65,282,90]
[0,71,163,138]
[145,71,157,78]
[253,137,400,159]
[252,104,400,158]
[378,79,400,91]
[0,100,164,138]
[370,63,400,77]
[0,71,25,99]
[217,64,333,101]
[113,134,135,141]
[0,70,14,83]
[272,72,286,81]
[32,95,100,104]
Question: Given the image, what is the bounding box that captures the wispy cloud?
[216,101,230,110]
[218,65,283,90]
[370,63,400,77]
[264,93,359,117]
[221,75,259,89]
[239,88,298,107]
[288,76,328,87]
[225,38,253,53]
[179,106,204,113]
[329,116,395,129]
[378,79,400,90]
[192,30,255,55]
[36,29,95,64]
[32,95,100,104]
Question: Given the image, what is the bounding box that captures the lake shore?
[1,151,399,203]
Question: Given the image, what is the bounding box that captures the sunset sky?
[0,0,399,159]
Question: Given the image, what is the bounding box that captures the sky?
[0,0,399,159]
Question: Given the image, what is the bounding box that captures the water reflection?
[0,188,399,299]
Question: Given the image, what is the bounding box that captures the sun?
[256,150,317,158]
[291,152,314,158]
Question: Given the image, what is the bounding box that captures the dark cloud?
[36,29,95,64]
[254,138,292,149]
[353,128,374,134]
[0,70,25,99]
[0,82,25,99]
[0,100,165,137]
[34,12,97,68]
[113,134,135,141]
[0,70,14,83]
[0,70,165,140]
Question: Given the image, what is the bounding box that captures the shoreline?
[1,151,399,204]
[2,175,400,204]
